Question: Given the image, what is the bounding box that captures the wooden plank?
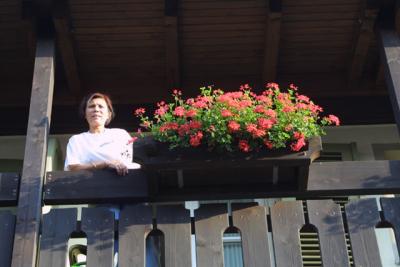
[156,205,192,267]
[0,173,19,206]
[0,211,16,267]
[345,198,382,267]
[11,37,55,267]
[307,200,349,266]
[44,169,148,205]
[232,203,272,267]
[194,204,228,266]
[380,197,400,259]
[81,207,115,267]
[379,29,400,134]
[165,0,180,89]
[262,0,281,82]
[271,201,304,267]
[119,204,153,267]
[53,0,81,97]
[307,160,400,196]
[348,2,379,86]
[39,208,78,267]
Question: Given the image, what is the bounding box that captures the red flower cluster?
[134,83,340,153]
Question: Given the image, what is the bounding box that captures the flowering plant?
[134,83,340,153]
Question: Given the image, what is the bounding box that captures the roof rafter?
[262,0,282,84]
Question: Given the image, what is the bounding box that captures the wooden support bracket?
[165,0,181,90]
[348,0,379,87]
[262,0,282,83]
[53,0,82,97]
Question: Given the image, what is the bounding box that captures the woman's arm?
[67,160,128,176]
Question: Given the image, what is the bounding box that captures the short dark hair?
[80,92,115,125]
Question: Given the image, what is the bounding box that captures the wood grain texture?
[44,169,148,205]
[345,198,382,267]
[39,208,77,267]
[263,0,281,82]
[379,29,400,133]
[195,204,228,267]
[82,207,115,267]
[53,0,82,97]
[156,205,191,267]
[348,5,378,86]
[271,201,304,267]
[308,160,400,195]
[232,203,272,267]
[119,204,153,267]
[380,197,400,260]
[307,200,349,266]
[11,38,55,267]
[0,211,16,267]
[0,173,19,206]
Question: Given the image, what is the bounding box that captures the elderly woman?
[65,93,161,266]
[64,92,140,173]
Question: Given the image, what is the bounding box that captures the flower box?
[133,135,322,200]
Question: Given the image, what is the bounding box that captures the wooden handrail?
[44,160,400,205]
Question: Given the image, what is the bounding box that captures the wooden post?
[11,38,55,267]
[379,29,400,134]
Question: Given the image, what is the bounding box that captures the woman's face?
[85,97,110,129]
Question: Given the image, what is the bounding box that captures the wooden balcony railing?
[1,162,400,266]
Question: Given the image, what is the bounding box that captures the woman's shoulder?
[106,128,131,138]
[68,132,88,142]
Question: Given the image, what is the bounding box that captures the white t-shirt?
[64,128,141,170]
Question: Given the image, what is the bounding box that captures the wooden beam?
[307,160,400,195]
[379,29,400,133]
[165,0,180,90]
[348,0,379,86]
[44,169,148,205]
[262,0,282,83]
[11,38,55,267]
[45,160,400,204]
[53,0,82,97]
[396,0,400,34]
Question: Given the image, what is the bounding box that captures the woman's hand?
[106,160,129,176]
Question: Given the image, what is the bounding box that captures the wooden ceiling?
[0,0,397,134]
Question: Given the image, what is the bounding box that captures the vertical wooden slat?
[0,211,16,267]
[195,204,229,267]
[345,198,382,267]
[119,204,153,267]
[232,203,272,267]
[380,197,400,258]
[82,207,115,267]
[379,29,400,133]
[11,37,55,267]
[39,208,77,267]
[156,205,192,267]
[271,201,304,267]
[307,200,350,266]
